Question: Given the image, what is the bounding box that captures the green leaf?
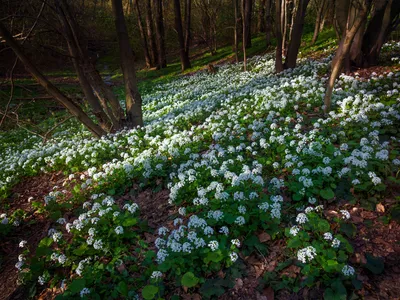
[352,278,363,290]
[117,281,128,296]
[204,251,223,263]
[142,285,158,300]
[287,238,301,248]
[181,272,199,288]
[317,219,331,232]
[68,279,86,294]
[122,217,137,227]
[364,253,384,274]
[340,223,356,238]
[324,280,347,300]
[320,188,335,200]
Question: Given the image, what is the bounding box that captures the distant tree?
[174,0,191,71]
[275,0,284,72]
[265,0,273,46]
[145,0,159,67]
[258,0,267,33]
[242,0,248,70]
[184,0,192,55]
[311,0,327,45]
[134,0,152,68]
[154,0,167,68]
[243,0,252,48]
[233,0,240,62]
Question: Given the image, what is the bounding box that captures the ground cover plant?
[1,41,400,299]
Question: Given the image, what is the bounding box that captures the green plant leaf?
[320,188,335,200]
[68,279,86,294]
[364,253,384,274]
[117,281,128,296]
[142,285,158,300]
[181,272,199,288]
[340,223,356,238]
[122,217,137,227]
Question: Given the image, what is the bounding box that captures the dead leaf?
[376,203,385,213]
[262,286,274,300]
[258,232,271,243]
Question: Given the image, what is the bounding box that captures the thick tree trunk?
[174,0,191,71]
[112,0,143,127]
[184,0,191,54]
[244,0,252,48]
[275,0,284,72]
[265,0,272,46]
[311,0,325,45]
[134,0,152,68]
[284,0,310,69]
[154,0,167,68]
[258,0,267,32]
[324,1,371,113]
[234,0,240,62]
[145,0,158,67]
[0,21,105,137]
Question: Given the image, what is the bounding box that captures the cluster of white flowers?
[297,246,317,263]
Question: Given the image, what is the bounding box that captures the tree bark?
[284,0,310,69]
[174,0,191,71]
[324,1,371,113]
[0,21,106,137]
[311,0,325,45]
[244,0,252,48]
[112,0,143,127]
[234,0,240,62]
[184,0,191,54]
[258,0,267,32]
[265,0,272,46]
[275,0,284,72]
[242,0,248,70]
[154,0,167,68]
[134,0,152,68]
[145,0,159,67]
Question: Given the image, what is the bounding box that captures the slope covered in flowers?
[1,50,400,299]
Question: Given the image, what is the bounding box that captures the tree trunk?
[311,0,325,45]
[275,0,284,72]
[134,0,152,68]
[174,0,191,71]
[242,0,248,70]
[265,0,272,46]
[112,0,143,127]
[284,0,310,69]
[324,1,371,113]
[145,0,158,67]
[258,0,267,32]
[0,21,106,137]
[154,0,167,68]
[234,0,240,62]
[244,0,252,48]
[184,0,191,54]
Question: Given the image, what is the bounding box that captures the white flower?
[340,210,350,220]
[297,246,317,263]
[151,271,163,280]
[115,226,124,235]
[80,287,90,298]
[235,216,246,226]
[231,239,241,247]
[230,252,238,262]
[332,238,341,248]
[208,240,219,251]
[296,213,308,224]
[19,240,27,248]
[38,275,46,285]
[342,265,355,276]
[289,226,300,236]
[323,233,333,240]
[93,239,103,250]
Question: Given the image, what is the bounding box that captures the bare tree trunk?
[0,21,106,137]
[281,0,287,54]
[112,0,143,127]
[174,0,191,71]
[154,0,167,68]
[311,0,325,45]
[234,0,240,62]
[258,0,267,32]
[284,0,310,69]
[275,0,284,72]
[242,0,247,70]
[184,0,191,54]
[265,0,272,46]
[145,0,158,67]
[244,0,252,48]
[324,1,371,113]
[134,0,152,68]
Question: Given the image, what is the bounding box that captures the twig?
[43,115,74,142]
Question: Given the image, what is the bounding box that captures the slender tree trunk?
[311,0,325,45]
[0,21,105,137]
[324,1,371,113]
[281,0,287,54]
[145,0,158,67]
[154,0,167,68]
[184,0,191,54]
[258,0,267,32]
[112,0,143,127]
[275,0,284,72]
[134,0,152,68]
[284,0,310,69]
[174,0,191,71]
[242,0,248,70]
[265,0,272,46]
[234,0,240,62]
